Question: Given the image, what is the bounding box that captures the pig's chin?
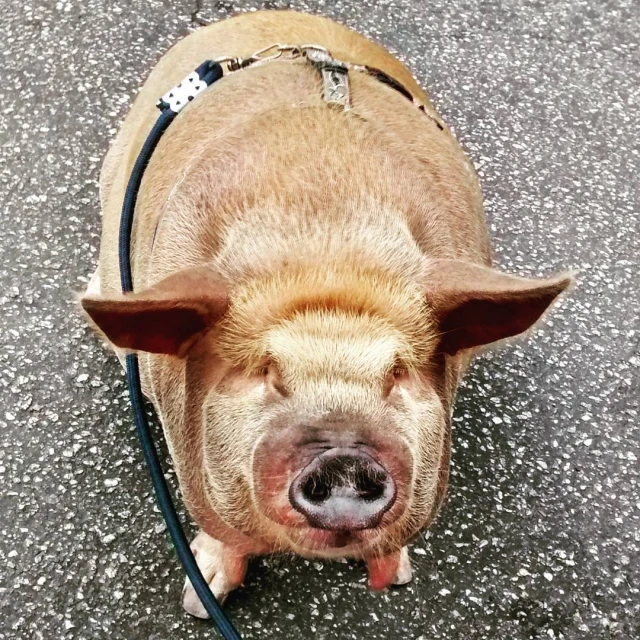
[284,526,382,558]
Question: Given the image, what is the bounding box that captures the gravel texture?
[0,0,638,638]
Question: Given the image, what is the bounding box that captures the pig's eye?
[383,362,410,398]
[392,364,408,379]
[255,358,276,378]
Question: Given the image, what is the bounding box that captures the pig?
[80,10,571,617]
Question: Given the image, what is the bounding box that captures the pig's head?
[82,260,570,558]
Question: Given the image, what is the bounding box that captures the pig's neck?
[148,196,433,288]
[211,196,435,289]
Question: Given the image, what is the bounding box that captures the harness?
[118,43,443,639]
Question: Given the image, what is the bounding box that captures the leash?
[117,43,442,639]
[118,58,242,639]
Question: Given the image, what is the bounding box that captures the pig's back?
[98,11,488,295]
[134,61,487,289]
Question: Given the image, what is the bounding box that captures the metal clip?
[220,44,304,73]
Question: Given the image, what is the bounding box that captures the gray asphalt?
[0,1,638,639]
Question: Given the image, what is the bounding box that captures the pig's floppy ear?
[422,260,573,355]
[81,267,228,357]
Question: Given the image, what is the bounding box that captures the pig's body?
[84,10,570,616]
[98,11,489,298]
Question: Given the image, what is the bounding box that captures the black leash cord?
[117,61,242,640]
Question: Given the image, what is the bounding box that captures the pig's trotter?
[392,546,413,585]
[366,545,413,590]
[85,264,101,296]
[181,531,247,619]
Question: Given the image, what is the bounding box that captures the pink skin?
[182,532,250,618]
[183,531,410,617]
[187,347,415,554]
[193,538,248,587]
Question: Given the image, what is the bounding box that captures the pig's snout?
[288,448,396,531]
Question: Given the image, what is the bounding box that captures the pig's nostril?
[356,471,386,501]
[302,476,331,503]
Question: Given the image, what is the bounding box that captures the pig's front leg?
[366,545,413,590]
[181,531,248,618]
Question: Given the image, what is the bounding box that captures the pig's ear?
[422,260,573,355]
[80,267,228,357]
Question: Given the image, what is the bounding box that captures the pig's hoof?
[85,264,101,296]
[392,546,413,585]
[181,532,247,619]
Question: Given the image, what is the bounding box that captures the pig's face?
[82,259,570,557]
[202,308,446,558]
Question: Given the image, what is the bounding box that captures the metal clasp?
[220,43,304,72]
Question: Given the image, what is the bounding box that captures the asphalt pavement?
[0,0,638,638]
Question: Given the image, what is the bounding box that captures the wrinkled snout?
[289,448,396,531]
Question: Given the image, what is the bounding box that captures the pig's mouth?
[286,524,384,557]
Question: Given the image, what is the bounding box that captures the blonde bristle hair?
[216,261,435,370]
